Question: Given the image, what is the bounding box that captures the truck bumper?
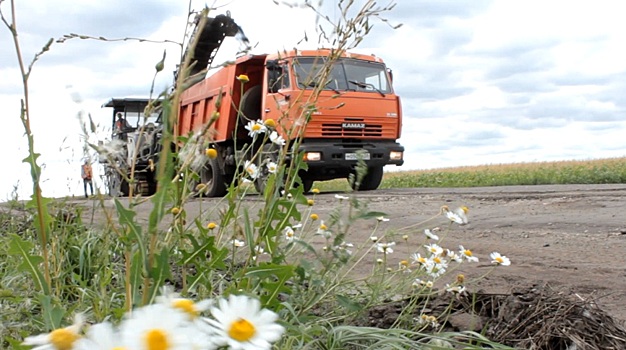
[296,140,404,180]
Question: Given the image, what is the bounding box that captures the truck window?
[268,64,290,93]
[293,57,390,93]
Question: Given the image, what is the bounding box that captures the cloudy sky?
[2,0,626,200]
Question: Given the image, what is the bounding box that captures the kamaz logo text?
[342,122,365,129]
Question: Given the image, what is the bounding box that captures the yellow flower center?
[312,188,320,194]
[237,74,250,83]
[319,224,327,230]
[207,222,217,230]
[264,119,276,128]
[460,206,469,213]
[495,257,504,264]
[172,299,197,319]
[400,260,409,267]
[464,249,472,257]
[112,347,127,350]
[307,199,314,206]
[205,148,218,159]
[145,329,169,350]
[228,318,256,342]
[433,256,442,264]
[49,328,80,350]
[252,124,261,131]
[310,214,319,220]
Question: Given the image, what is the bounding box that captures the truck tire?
[301,179,314,194]
[352,166,384,191]
[201,157,226,197]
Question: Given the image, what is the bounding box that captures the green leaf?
[146,248,171,304]
[38,294,65,330]
[8,234,49,294]
[336,294,363,312]
[129,250,143,307]
[148,184,169,235]
[245,264,294,308]
[114,199,146,259]
[357,211,388,220]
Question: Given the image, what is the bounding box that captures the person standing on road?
[81,160,94,198]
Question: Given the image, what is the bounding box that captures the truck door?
[264,60,292,136]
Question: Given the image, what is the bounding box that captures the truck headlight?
[303,152,321,161]
[390,151,403,160]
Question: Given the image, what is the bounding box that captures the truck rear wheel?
[201,157,226,197]
[351,166,384,191]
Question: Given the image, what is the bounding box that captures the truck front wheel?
[352,166,384,191]
[201,157,226,197]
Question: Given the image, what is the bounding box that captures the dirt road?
[313,184,626,321]
[97,183,626,321]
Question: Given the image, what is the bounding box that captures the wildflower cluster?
[23,291,284,350]
[243,119,285,147]
[240,118,285,183]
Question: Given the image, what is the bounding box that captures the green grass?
[311,157,626,192]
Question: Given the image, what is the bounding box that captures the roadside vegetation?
[311,158,626,192]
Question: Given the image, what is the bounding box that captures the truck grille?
[321,123,383,137]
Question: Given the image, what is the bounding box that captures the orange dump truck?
[178,49,404,196]
[102,13,403,197]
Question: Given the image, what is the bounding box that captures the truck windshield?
[293,57,391,94]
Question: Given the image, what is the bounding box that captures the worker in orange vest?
[81,160,94,198]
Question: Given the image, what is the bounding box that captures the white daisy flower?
[423,229,439,240]
[269,131,285,146]
[445,284,467,295]
[245,120,266,138]
[369,236,379,243]
[316,221,331,238]
[266,161,278,174]
[426,263,447,278]
[74,322,123,350]
[424,243,443,256]
[376,216,390,222]
[445,210,464,224]
[283,226,296,242]
[231,239,246,248]
[428,255,448,271]
[120,303,203,350]
[156,287,213,321]
[254,246,267,255]
[446,249,463,263]
[23,314,84,350]
[490,252,511,266]
[411,252,430,267]
[205,294,285,350]
[454,206,469,224]
[413,279,434,289]
[332,241,354,255]
[243,161,259,180]
[376,242,396,255]
[334,194,349,201]
[458,245,479,262]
